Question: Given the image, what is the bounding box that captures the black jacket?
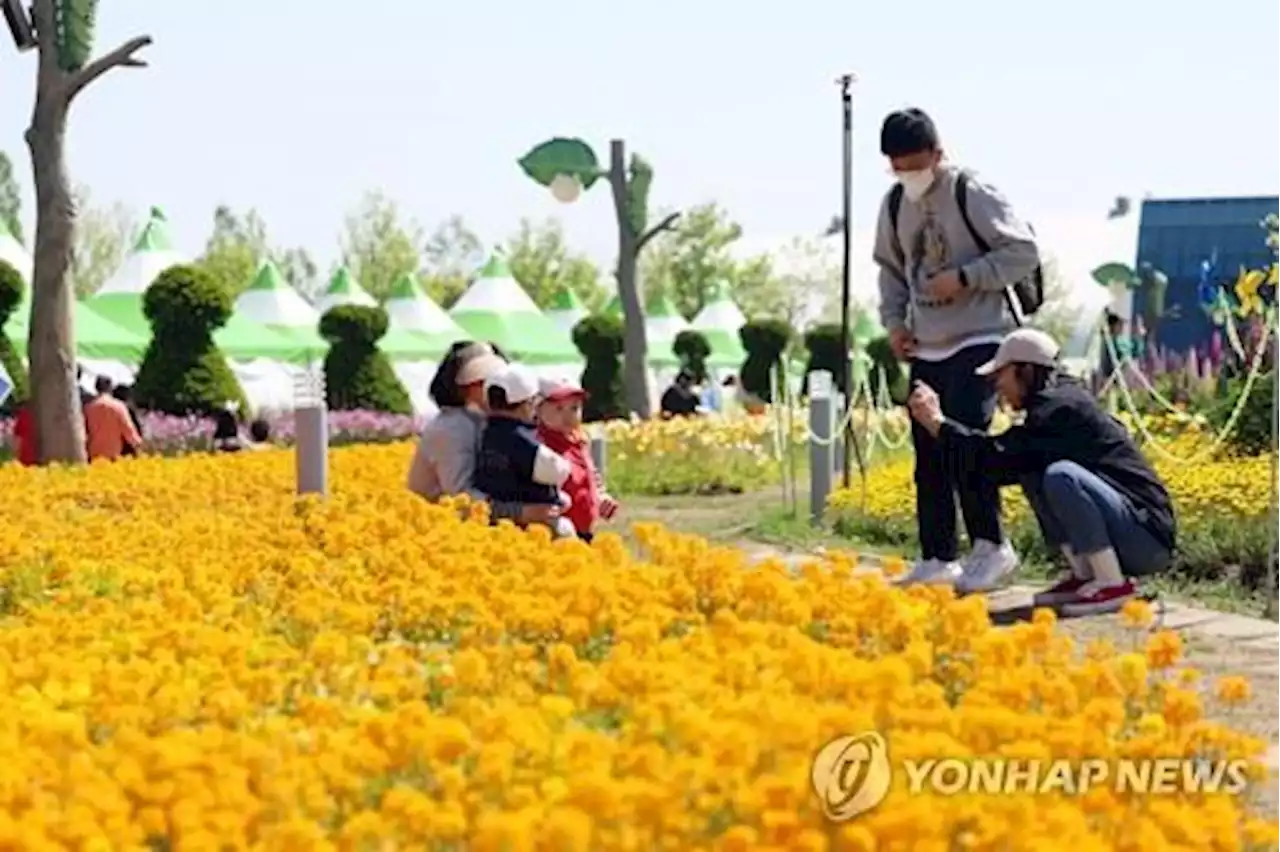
[474,417,560,506]
[937,379,1176,551]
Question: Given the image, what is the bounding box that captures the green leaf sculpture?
[518,138,602,189]
[1091,262,1139,289]
[56,0,99,72]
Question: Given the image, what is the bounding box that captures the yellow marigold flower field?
[0,444,1275,850]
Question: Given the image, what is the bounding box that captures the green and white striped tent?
[384,272,465,339]
[690,282,747,368]
[449,253,579,365]
[233,260,326,361]
[546,287,586,333]
[314,265,376,314]
[643,292,688,367]
[96,207,187,298]
[0,219,31,282]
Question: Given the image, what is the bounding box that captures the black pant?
[909,343,1003,560]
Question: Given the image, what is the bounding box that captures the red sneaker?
[1032,573,1089,608]
[1061,579,1138,617]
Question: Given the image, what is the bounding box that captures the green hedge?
[739,319,792,402]
[320,305,412,415]
[572,313,626,422]
[0,261,27,415]
[673,329,710,384]
[133,264,246,416]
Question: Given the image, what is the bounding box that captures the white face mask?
[895,168,936,202]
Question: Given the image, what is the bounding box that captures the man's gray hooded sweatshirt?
[874,165,1041,360]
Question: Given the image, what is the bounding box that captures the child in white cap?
[473,362,576,538]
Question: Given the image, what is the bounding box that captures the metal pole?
[836,72,868,500]
[809,370,835,526]
[590,433,607,481]
[1265,322,1278,619]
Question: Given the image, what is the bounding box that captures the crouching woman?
[907,328,1176,616]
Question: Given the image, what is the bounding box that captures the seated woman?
[906,328,1176,616]
[211,408,244,453]
[406,341,558,527]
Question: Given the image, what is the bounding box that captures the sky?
[1,0,1277,307]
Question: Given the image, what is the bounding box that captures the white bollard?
[294,368,329,496]
[808,371,835,527]
[590,433,607,480]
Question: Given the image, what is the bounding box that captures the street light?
[836,72,868,498]
[517,136,681,419]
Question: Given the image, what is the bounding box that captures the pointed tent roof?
[691,282,747,367]
[97,207,187,297]
[383,272,465,339]
[449,253,578,363]
[545,287,586,333]
[235,260,320,328]
[0,219,32,283]
[314,265,376,314]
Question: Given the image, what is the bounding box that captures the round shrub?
[321,305,412,415]
[133,265,247,416]
[738,319,792,403]
[673,329,711,384]
[0,260,28,414]
[572,313,626,422]
[801,323,847,396]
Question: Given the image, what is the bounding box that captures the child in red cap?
[535,374,619,542]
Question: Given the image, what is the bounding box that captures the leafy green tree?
[70,185,134,299]
[0,152,22,244]
[340,190,423,302]
[640,202,784,321]
[196,206,317,299]
[505,217,604,311]
[420,215,483,309]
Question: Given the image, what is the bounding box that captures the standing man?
[873,107,1042,592]
[83,375,142,462]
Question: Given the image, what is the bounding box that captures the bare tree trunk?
[609,139,652,419]
[22,0,151,464]
[25,0,84,463]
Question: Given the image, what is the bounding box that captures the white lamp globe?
[549,173,583,204]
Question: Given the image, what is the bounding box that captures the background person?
[906,328,1176,616]
[660,370,704,419]
[83,375,142,462]
[873,106,1040,591]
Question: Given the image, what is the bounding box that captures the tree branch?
[66,35,153,103]
[636,212,681,254]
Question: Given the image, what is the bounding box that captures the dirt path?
[617,491,1280,814]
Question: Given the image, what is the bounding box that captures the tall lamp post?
[517,138,680,419]
[836,72,867,496]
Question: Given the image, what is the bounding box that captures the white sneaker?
[897,558,963,587]
[958,540,1018,594]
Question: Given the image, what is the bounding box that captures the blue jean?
[1021,460,1171,577]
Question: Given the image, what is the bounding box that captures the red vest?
[537,426,599,535]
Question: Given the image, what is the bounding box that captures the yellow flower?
[1119,599,1154,630]
[1213,675,1252,706]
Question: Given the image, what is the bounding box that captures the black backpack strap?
[887,184,905,266]
[955,172,1023,327]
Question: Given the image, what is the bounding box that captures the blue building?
[1133,196,1278,353]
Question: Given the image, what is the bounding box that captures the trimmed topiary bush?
[673,329,711,384]
[320,305,412,415]
[1210,370,1275,457]
[739,319,792,403]
[572,313,626,422]
[800,323,846,397]
[133,264,246,416]
[0,260,27,415]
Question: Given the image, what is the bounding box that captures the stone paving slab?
[742,545,1279,649]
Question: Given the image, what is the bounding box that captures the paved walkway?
[739,543,1280,768]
